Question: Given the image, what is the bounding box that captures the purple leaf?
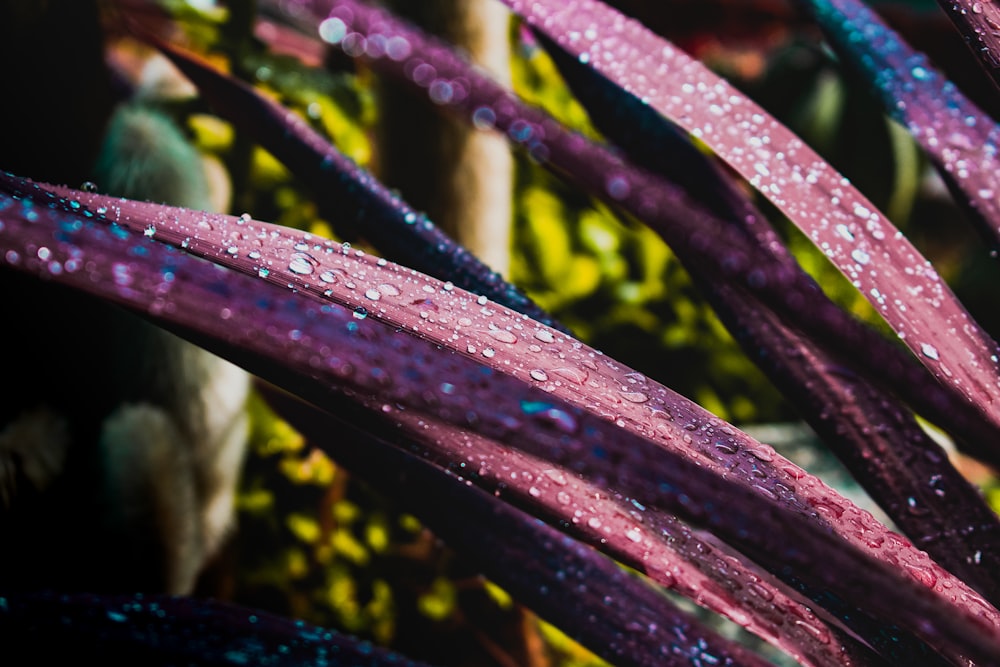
[139,31,566,334]
[932,0,1000,91]
[5,179,1000,664]
[797,0,1000,255]
[0,590,435,666]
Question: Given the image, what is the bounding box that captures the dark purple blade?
[4,182,1000,664]
[259,387,780,667]
[933,0,1000,91]
[533,26,1000,605]
[138,31,566,334]
[0,590,435,666]
[797,0,1000,255]
[480,0,1000,464]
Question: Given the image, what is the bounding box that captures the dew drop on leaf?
[551,366,588,384]
[487,328,518,344]
[534,329,555,343]
[621,391,649,404]
[288,252,317,275]
[542,469,568,486]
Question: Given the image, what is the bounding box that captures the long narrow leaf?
[933,0,1000,92]
[5,179,1000,664]
[0,590,435,666]
[131,26,566,334]
[797,0,1000,254]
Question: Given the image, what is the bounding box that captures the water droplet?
[551,366,588,384]
[529,486,541,498]
[543,469,568,486]
[850,248,871,265]
[621,391,649,404]
[353,306,368,320]
[556,491,571,505]
[530,369,549,382]
[534,329,555,343]
[795,620,831,645]
[747,582,774,601]
[365,288,381,301]
[715,441,739,455]
[487,329,518,344]
[482,347,496,358]
[289,252,317,275]
[921,343,940,361]
[144,224,156,237]
[625,528,642,543]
